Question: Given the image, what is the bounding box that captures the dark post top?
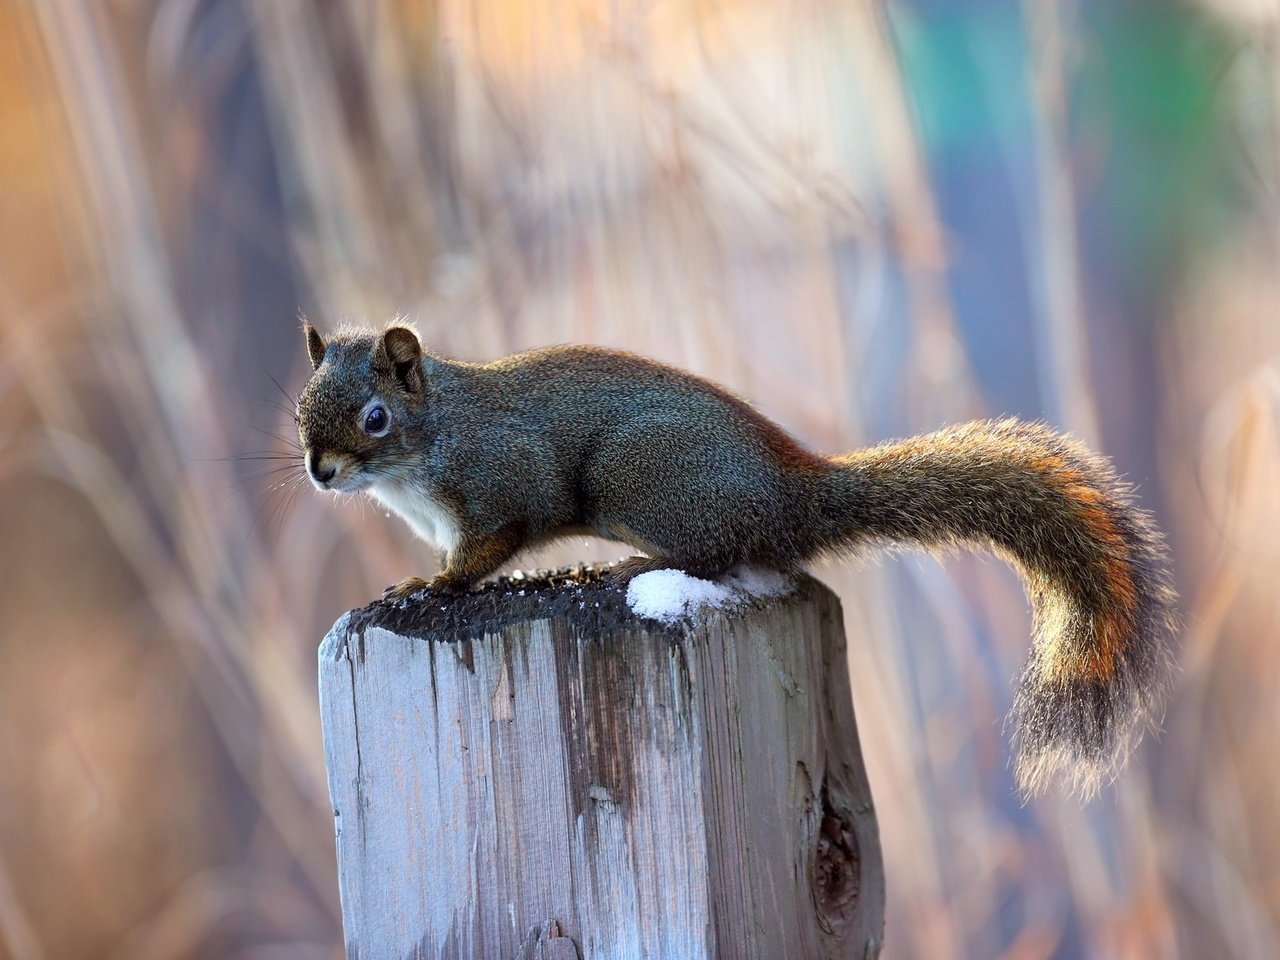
[341,564,651,644]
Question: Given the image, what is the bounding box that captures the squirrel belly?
[368,478,460,553]
[296,323,1177,797]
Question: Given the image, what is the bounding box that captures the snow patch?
[625,565,796,625]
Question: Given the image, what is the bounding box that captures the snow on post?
[318,564,884,960]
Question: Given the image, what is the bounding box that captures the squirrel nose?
[306,450,336,485]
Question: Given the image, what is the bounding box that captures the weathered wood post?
[319,566,884,959]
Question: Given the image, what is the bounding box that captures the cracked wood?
[318,569,884,959]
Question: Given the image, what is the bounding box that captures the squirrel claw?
[426,573,469,594]
[383,574,472,603]
[384,576,431,602]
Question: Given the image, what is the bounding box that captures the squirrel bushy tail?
[817,419,1177,797]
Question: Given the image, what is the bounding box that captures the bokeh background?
[1,1,1276,957]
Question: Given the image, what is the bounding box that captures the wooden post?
[319,567,884,960]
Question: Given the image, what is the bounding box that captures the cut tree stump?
[318,566,884,960]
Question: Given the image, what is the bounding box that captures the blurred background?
[0,0,1276,957]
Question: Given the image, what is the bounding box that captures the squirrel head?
[296,321,427,493]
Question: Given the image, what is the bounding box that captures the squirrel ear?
[377,325,423,393]
[304,320,327,371]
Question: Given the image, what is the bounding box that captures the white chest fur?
[369,481,461,554]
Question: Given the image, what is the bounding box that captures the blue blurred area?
[893,3,1044,418]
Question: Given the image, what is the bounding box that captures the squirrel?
[296,321,1176,797]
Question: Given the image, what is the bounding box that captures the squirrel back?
[297,323,1177,797]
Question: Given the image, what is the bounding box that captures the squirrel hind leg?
[607,556,679,584]
[607,554,741,585]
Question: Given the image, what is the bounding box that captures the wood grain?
[319,571,883,959]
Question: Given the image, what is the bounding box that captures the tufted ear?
[304,320,327,371]
[376,325,423,393]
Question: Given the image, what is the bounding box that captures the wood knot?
[813,782,860,927]
[516,919,580,960]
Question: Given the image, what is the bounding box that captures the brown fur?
[297,325,1177,797]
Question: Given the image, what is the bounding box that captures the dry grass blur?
[0,1,1276,958]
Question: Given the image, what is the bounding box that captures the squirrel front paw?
[382,573,473,602]
[426,572,471,593]
[383,576,432,602]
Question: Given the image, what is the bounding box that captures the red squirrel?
[296,321,1176,796]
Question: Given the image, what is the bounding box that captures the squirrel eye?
[363,405,388,434]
